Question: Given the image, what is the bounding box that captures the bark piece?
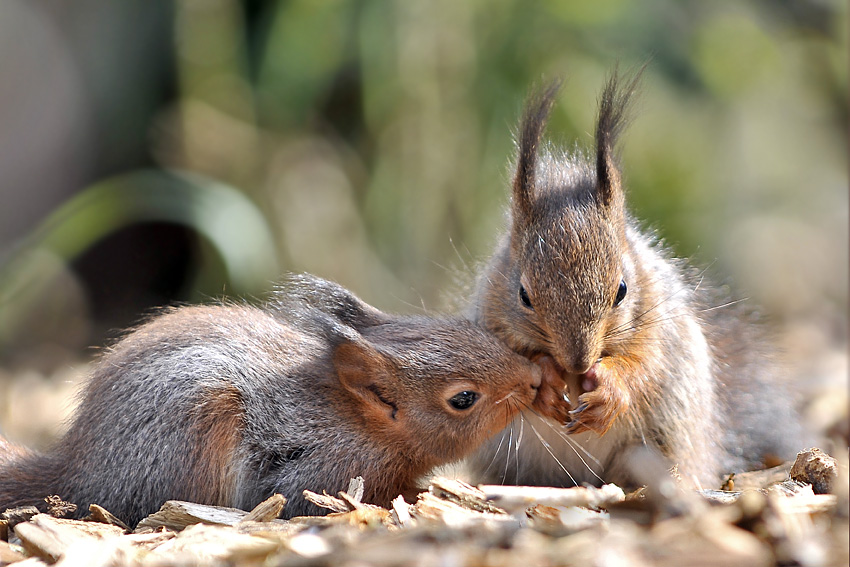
[13,514,124,563]
[42,497,75,520]
[2,508,39,533]
[790,448,839,494]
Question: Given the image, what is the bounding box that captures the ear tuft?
[513,79,563,225]
[595,64,645,209]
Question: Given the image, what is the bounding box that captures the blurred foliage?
[0,0,846,368]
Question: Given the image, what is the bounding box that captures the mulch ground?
[1,448,847,567]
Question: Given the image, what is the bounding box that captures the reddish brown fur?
[565,355,644,435]
[186,386,244,505]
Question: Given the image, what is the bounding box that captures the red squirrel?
[466,70,807,488]
[0,274,543,525]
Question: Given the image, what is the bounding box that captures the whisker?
[514,412,524,485]
[501,421,514,484]
[696,298,748,313]
[494,391,516,405]
[533,414,606,478]
[607,286,686,336]
[525,419,579,486]
[482,429,508,478]
[447,236,472,275]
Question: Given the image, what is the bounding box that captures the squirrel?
[465,69,807,489]
[0,274,545,525]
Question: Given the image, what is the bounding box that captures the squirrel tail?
[0,436,63,512]
[0,434,33,465]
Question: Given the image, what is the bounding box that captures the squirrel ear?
[513,79,562,224]
[594,65,644,210]
[333,340,398,424]
[274,273,388,329]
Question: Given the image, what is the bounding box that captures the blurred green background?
[0,1,846,444]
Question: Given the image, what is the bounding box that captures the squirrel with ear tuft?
[466,68,809,489]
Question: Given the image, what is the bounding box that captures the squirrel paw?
[531,378,571,423]
[529,354,571,423]
[565,363,629,435]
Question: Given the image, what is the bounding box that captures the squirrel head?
[328,316,542,464]
[488,71,643,375]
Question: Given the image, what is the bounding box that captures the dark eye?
[519,285,533,310]
[614,279,627,307]
[448,391,479,410]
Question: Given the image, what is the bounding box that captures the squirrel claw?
[567,387,628,436]
[564,364,630,436]
[568,402,589,416]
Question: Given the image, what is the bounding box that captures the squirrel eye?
[448,391,479,410]
[614,279,627,307]
[519,285,533,310]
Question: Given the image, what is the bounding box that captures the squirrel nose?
[528,365,543,390]
[567,354,598,376]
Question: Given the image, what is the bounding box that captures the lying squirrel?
[0,274,544,525]
[466,70,807,488]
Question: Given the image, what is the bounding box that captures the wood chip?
[0,539,27,564]
[723,461,793,491]
[338,490,385,513]
[346,476,366,502]
[790,448,839,494]
[700,490,742,505]
[144,523,279,564]
[412,492,515,527]
[2,507,39,532]
[303,490,349,513]
[43,496,76,520]
[0,449,842,566]
[84,504,130,532]
[134,500,252,533]
[4,558,47,567]
[291,506,391,528]
[234,520,304,538]
[429,477,504,514]
[527,504,608,536]
[390,495,412,527]
[239,494,286,523]
[286,532,332,558]
[13,514,124,563]
[478,483,626,512]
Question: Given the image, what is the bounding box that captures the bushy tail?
[0,435,62,512]
[0,434,32,464]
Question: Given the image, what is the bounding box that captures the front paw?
[531,377,571,423]
[529,355,571,423]
[565,363,629,435]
